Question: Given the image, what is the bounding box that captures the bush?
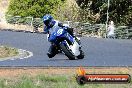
[5,15,33,25]
[7,0,65,18]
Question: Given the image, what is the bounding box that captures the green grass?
[0,46,18,58]
[0,74,131,88]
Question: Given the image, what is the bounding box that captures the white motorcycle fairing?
[69,39,81,56]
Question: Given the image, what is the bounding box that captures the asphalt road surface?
[0,30,132,67]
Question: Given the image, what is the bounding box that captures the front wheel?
[59,43,75,60]
[77,50,84,59]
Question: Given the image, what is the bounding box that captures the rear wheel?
[60,43,75,60]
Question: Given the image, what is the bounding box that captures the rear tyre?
[60,43,75,60]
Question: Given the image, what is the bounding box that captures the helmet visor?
[44,20,50,26]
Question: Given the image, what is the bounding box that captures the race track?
[0,30,132,67]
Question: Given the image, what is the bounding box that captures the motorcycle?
[47,26,84,60]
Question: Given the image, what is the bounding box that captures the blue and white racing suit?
[44,20,61,42]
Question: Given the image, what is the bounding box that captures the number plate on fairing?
[57,29,63,36]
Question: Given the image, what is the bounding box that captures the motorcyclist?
[43,14,74,58]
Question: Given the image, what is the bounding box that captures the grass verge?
[0,46,18,58]
[0,74,108,88]
[0,68,131,88]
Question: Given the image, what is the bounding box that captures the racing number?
[57,29,63,35]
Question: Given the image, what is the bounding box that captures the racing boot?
[47,45,56,58]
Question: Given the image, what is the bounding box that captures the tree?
[7,0,65,18]
[76,0,132,25]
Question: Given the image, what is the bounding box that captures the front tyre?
[77,50,84,59]
[59,43,75,60]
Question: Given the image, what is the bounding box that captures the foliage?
[5,0,132,39]
[6,0,132,26]
[115,26,132,39]
[76,0,132,25]
[5,15,33,25]
[7,0,65,18]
